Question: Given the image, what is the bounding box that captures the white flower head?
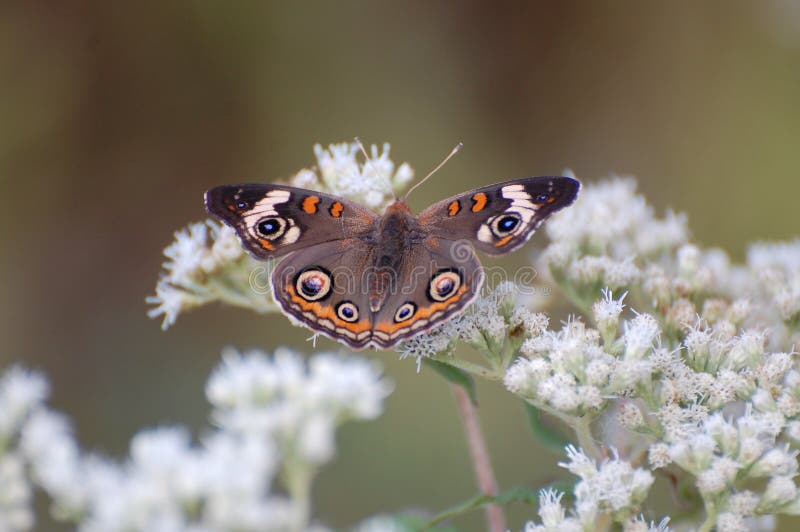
[0,366,48,439]
[623,313,660,361]
[310,142,413,212]
[523,488,583,532]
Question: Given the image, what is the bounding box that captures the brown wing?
[205,184,378,260]
[270,239,377,349]
[369,238,484,348]
[417,176,580,255]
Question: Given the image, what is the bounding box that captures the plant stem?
[450,383,505,532]
[697,507,718,532]
[283,463,313,532]
[430,353,501,380]
[572,414,603,461]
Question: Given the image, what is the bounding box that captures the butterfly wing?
[416,176,580,255]
[271,237,483,350]
[270,239,377,349]
[205,184,378,260]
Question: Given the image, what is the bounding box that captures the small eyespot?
[336,301,359,322]
[491,214,521,236]
[236,201,248,210]
[536,194,550,203]
[394,302,417,323]
[428,269,462,302]
[257,217,286,239]
[295,268,332,301]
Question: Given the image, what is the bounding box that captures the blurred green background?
[2,2,800,530]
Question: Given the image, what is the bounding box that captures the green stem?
[697,504,718,532]
[572,414,603,461]
[429,353,502,381]
[283,462,314,532]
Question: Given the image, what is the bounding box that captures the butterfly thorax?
[364,200,425,312]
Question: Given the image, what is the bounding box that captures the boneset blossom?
[0,349,391,531]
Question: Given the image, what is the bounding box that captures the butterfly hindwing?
[270,236,483,350]
[417,176,580,255]
[370,237,484,348]
[270,239,376,349]
[205,184,377,260]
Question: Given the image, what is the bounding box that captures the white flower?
[0,367,48,439]
[716,512,747,532]
[648,443,671,469]
[20,409,86,513]
[758,476,798,511]
[147,220,278,329]
[617,401,645,430]
[0,453,33,531]
[622,314,660,360]
[593,289,626,344]
[559,447,654,523]
[623,515,671,532]
[523,488,583,531]
[311,142,413,212]
[504,358,550,398]
[697,457,740,495]
[749,446,798,478]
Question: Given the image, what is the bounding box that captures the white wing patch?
[244,190,292,235]
[476,184,543,244]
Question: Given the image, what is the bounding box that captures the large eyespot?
[295,268,332,301]
[257,217,286,239]
[394,302,417,323]
[491,213,522,236]
[336,301,359,322]
[428,269,462,302]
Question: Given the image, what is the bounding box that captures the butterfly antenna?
[402,142,463,201]
[354,137,371,161]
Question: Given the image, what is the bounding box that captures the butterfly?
[205,174,579,350]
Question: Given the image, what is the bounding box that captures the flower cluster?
[399,281,549,375]
[147,220,277,330]
[524,446,657,531]
[0,349,391,531]
[298,142,414,212]
[505,177,800,530]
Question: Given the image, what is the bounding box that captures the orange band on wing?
[471,192,488,212]
[285,285,371,333]
[302,196,320,214]
[258,239,275,250]
[329,202,344,217]
[374,284,468,335]
[494,235,514,247]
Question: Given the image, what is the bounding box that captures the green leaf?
[424,358,479,405]
[423,483,575,528]
[523,401,570,454]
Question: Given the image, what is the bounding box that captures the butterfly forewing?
[417,176,580,255]
[205,184,377,260]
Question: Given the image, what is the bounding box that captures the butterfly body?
[206,176,579,350]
